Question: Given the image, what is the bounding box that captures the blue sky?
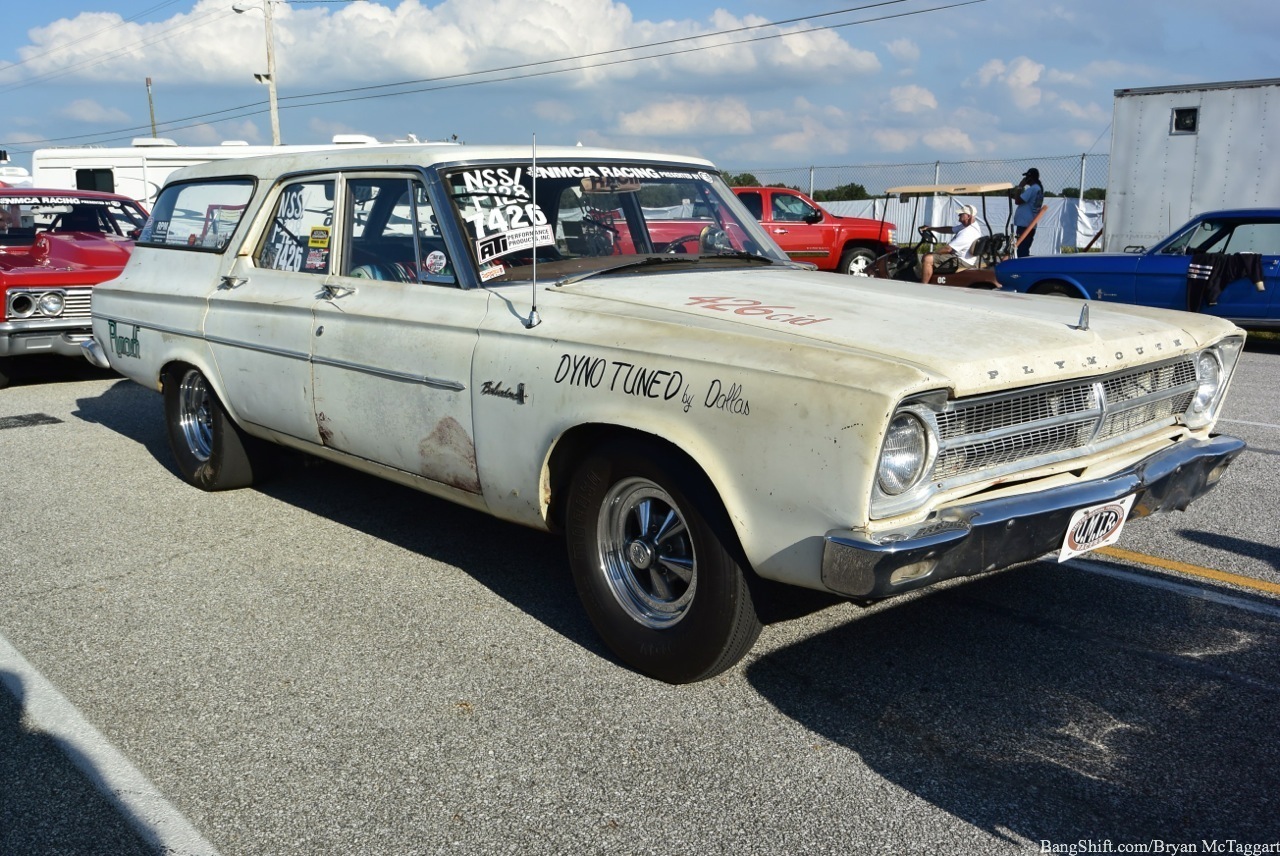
[2,0,1277,176]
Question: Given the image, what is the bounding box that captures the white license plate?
[1057,494,1137,562]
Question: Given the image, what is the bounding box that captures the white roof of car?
[169,144,717,181]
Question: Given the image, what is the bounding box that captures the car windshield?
[0,193,148,245]
[441,160,789,283]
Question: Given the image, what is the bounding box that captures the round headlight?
[8,293,36,319]
[1191,350,1222,413]
[878,412,930,495]
[37,291,65,317]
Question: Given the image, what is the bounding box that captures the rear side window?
[256,179,335,274]
[139,179,255,251]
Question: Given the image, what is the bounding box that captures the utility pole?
[146,77,157,137]
[233,1,281,146]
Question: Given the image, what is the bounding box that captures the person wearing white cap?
[917,204,981,283]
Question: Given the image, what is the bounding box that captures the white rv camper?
[1104,77,1280,251]
[30,135,400,206]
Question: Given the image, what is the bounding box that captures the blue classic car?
[995,209,1279,329]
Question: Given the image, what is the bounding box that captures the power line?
[3,0,984,152]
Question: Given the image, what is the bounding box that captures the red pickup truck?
[732,186,895,276]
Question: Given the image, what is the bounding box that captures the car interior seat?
[56,206,102,232]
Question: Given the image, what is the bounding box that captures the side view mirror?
[804,211,822,225]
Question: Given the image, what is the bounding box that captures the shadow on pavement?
[746,564,1280,844]
[253,458,609,661]
[1176,529,1280,572]
[1,355,118,390]
[0,670,155,855]
[72,378,171,466]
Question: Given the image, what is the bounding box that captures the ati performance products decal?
[475,224,555,264]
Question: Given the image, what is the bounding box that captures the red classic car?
[0,188,148,387]
[732,187,896,275]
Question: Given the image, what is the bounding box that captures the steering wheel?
[664,225,730,254]
[916,226,942,247]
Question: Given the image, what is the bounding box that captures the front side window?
[341,176,453,284]
[139,180,254,251]
[1160,219,1228,255]
[441,161,788,283]
[256,179,334,274]
[771,192,819,223]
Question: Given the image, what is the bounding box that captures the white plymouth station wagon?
[85,144,1246,683]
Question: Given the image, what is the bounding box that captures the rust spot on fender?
[421,416,481,494]
[316,411,334,445]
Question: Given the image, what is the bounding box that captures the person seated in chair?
[918,204,981,282]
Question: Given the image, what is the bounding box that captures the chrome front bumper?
[821,434,1245,600]
[0,324,93,358]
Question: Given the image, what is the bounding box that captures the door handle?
[218,275,247,289]
[772,228,788,234]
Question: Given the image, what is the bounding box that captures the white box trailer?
[1104,77,1280,252]
[30,135,413,206]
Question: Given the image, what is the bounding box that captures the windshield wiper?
[555,255,694,287]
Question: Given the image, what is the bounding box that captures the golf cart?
[872,182,1015,288]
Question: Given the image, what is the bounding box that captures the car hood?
[558,267,1236,396]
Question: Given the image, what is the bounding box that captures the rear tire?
[839,247,876,276]
[163,365,265,491]
[565,440,762,683]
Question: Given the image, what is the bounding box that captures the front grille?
[931,356,1199,486]
[62,288,93,319]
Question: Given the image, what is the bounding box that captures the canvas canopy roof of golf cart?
[886,182,1016,200]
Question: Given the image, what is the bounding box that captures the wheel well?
[544,423,711,534]
[1029,279,1084,298]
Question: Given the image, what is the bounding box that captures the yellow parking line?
[1096,546,1280,596]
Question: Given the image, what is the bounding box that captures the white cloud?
[615,96,753,137]
[57,99,129,123]
[884,38,920,64]
[921,127,976,154]
[887,85,937,114]
[871,128,917,153]
[971,56,1044,110]
[1058,99,1109,123]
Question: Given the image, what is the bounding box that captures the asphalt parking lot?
[2,340,1278,855]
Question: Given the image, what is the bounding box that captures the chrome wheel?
[596,476,696,629]
[176,369,214,462]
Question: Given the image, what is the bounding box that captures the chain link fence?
[728,153,1108,200]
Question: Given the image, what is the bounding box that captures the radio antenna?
[524,132,542,329]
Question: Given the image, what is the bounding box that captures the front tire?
[163,365,264,491]
[565,441,762,683]
[839,246,876,276]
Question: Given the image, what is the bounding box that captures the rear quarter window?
[138,179,256,252]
